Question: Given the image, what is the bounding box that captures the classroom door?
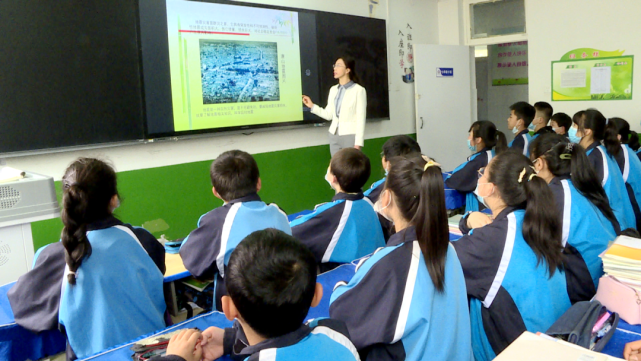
[414,44,475,172]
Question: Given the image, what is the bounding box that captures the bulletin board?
[551,56,634,101]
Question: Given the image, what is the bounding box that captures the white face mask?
[325,168,335,190]
[374,190,394,223]
[473,182,493,208]
[512,125,520,134]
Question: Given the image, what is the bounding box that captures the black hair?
[210,150,260,201]
[384,155,449,291]
[337,56,360,84]
[551,113,572,133]
[225,228,317,339]
[381,135,421,160]
[61,158,119,285]
[330,148,371,193]
[510,101,536,127]
[572,110,585,126]
[621,228,641,238]
[469,120,507,154]
[487,150,564,276]
[534,102,554,122]
[530,134,618,230]
[580,109,621,156]
[610,118,640,151]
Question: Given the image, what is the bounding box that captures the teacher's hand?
[302,95,314,109]
[354,145,362,150]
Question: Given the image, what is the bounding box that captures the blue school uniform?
[445,147,494,211]
[613,144,641,230]
[291,192,385,267]
[180,193,291,310]
[509,130,533,157]
[364,177,385,203]
[585,142,636,230]
[453,208,572,361]
[329,226,473,361]
[637,148,641,162]
[549,176,618,301]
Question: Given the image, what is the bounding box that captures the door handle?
[420,117,424,129]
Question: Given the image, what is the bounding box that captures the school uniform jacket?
[637,148,641,162]
[8,217,166,360]
[585,142,636,230]
[508,130,532,157]
[549,176,618,301]
[613,144,641,230]
[290,192,385,266]
[453,208,572,361]
[445,147,494,212]
[329,226,473,361]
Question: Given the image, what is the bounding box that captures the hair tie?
[424,160,441,171]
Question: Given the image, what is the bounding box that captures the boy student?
[180,150,291,311]
[507,101,536,156]
[291,148,385,270]
[550,112,573,137]
[161,229,360,361]
[531,101,555,137]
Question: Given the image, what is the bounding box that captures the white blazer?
[311,83,367,147]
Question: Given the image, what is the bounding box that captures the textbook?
[494,332,622,360]
[181,277,213,292]
[600,235,641,290]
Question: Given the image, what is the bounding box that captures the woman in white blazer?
[302,57,367,155]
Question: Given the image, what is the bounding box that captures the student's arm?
[510,134,524,153]
[311,87,336,121]
[290,203,345,263]
[132,226,166,274]
[587,149,605,184]
[180,210,225,279]
[445,154,485,193]
[354,86,367,147]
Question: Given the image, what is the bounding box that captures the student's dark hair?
[330,148,371,192]
[225,228,317,339]
[551,113,572,133]
[630,131,641,152]
[384,155,449,291]
[510,101,536,127]
[572,110,586,126]
[530,134,618,229]
[61,158,118,285]
[469,120,507,155]
[621,228,641,238]
[580,109,621,156]
[487,150,564,276]
[534,102,554,121]
[381,135,421,160]
[210,150,259,201]
[338,56,360,84]
[610,117,640,151]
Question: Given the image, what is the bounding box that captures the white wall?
[527,0,641,128]
[6,0,440,180]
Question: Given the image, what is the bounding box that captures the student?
[452,150,571,361]
[8,158,166,360]
[291,148,385,270]
[531,101,555,137]
[180,150,291,311]
[550,112,572,137]
[161,229,360,361]
[575,110,636,230]
[446,120,507,211]
[507,101,536,156]
[609,117,641,230]
[568,110,585,144]
[530,134,619,300]
[329,156,473,361]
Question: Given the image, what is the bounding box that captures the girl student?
[576,109,636,230]
[8,158,166,360]
[530,133,619,300]
[452,150,571,361]
[329,156,473,361]
[446,120,507,211]
[608,117,641,230]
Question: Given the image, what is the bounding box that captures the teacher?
[302,56,367,155]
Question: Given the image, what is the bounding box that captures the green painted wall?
[31,135,414,250]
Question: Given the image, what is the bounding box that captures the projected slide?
[166,0,303,132]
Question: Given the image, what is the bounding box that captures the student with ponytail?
[452,150,571,361]
[8,158,166,360]
[530,134,619,301]
[609,117,641,230]
[576,109,636,230]
[446,120,507,211]
[330,156,473,361]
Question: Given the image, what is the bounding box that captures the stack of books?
[600,235,641,291]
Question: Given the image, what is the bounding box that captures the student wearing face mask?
[576,109,636,230]
[530,134,619,301]
[506,102,536,156]
[330,155,473,361]
[291,148,385,271]
[446,120,507,212]
[567,111,585,144]
[550,113,572,137]
[530,102,555,138]
[452,150,571,361]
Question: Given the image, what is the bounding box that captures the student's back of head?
[581,109,621,156]
[225,228,317,339]
[210,150,260,201]
[534,102,553,123]
[510,101,536,127]
[61,158,119,285]
[330,148,371,192]
[469,120,507,154]
[381,135,421,160]
[610,117,641,151]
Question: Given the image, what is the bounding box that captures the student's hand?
[354,145,362,150]
[624,340,641,360]
[200,326,225,361]
[166,329,203,361]
[302,95,314,108]
[466,212,493,229]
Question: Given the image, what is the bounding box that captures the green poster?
[551,56,633,101]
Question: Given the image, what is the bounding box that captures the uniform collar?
[388,225,417,247]
[332,192,364,202]
[586,141,600,152]
[234,323,312,358]
[535,126,554,136]
[227,193,261,205]
[492,206,519,222]
[549,175,571,186]
[86,216,123,231]
[516,129,529,137]
[338,81,355,90]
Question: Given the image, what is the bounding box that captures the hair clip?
[566,143,574,152]
[518,167,527,183]
[528,173,536,181]
[424,160,441,171]
[560,154,572,160]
